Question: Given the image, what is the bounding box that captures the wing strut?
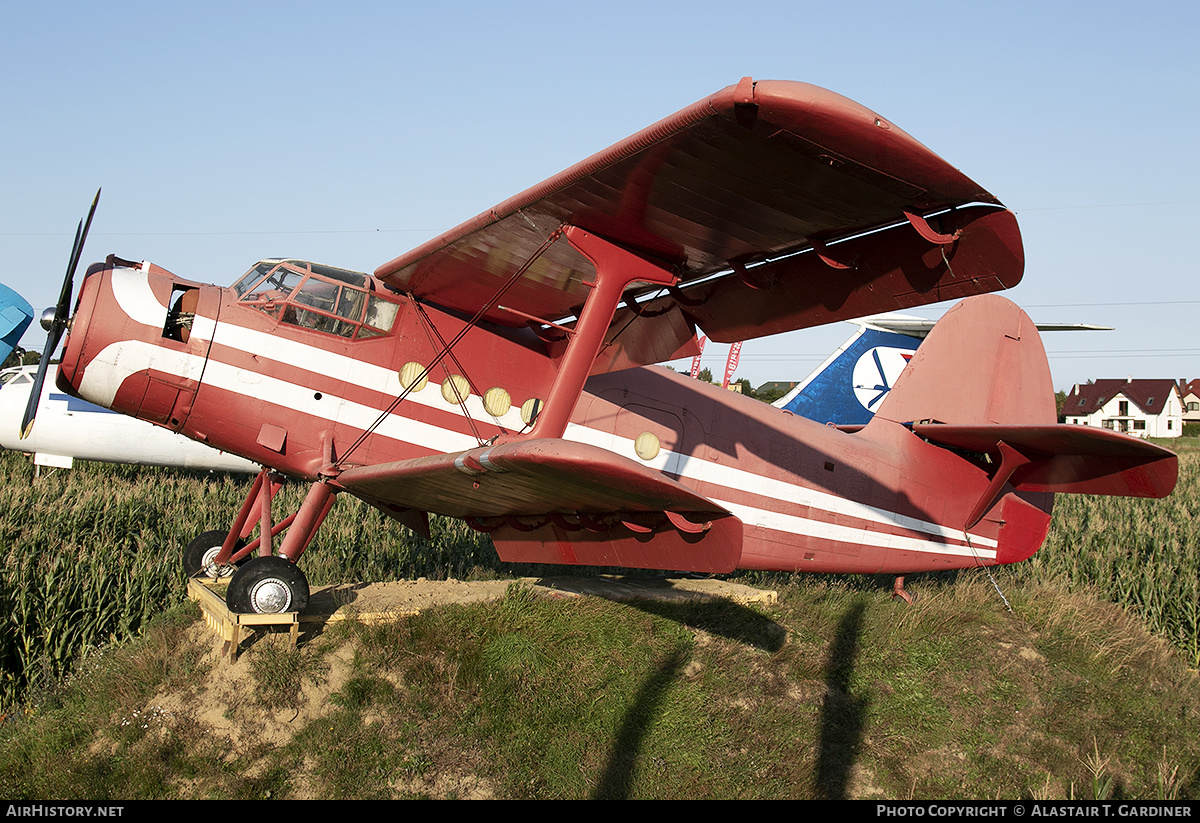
[515,226,679,441]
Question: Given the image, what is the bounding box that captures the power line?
[1012,200,1200,212]
[0,228,438,238]
[1022,300,1200,309]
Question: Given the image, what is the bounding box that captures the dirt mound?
[304,575,776,623]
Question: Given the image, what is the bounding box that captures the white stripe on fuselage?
[94,267,997,557]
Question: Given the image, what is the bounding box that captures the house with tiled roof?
[1064,379,1182,438]
[1177,379,1200,425]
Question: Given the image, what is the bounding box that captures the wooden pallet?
[187,577,299,662]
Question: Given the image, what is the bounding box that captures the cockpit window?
[233,261,279,297]
[0,369,31,386]
[234,259,400,340]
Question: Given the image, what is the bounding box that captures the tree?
[1,348,37,371]
[754,383,790,405]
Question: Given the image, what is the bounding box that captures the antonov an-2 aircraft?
[23,79,1177,613]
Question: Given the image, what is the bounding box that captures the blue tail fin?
[773,325,917,425]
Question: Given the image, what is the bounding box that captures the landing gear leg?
[892,576,914,605]
[216,475,337,614]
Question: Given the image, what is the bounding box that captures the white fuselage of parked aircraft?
[0,364,258,473]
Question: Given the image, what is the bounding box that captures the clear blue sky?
[3,0,1197,392]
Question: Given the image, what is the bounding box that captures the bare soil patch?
[303,575,777,624]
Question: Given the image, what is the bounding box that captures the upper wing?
[376,78,1023,361]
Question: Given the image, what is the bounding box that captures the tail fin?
[774,324,918,425]
[871,295,1177,532]
[873,294,1055,426]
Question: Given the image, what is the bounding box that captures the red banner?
[722,341,742,388]
[689,336,707,379]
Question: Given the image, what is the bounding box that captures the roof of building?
[1177,379,1200,400]
[1065,379,1179,416]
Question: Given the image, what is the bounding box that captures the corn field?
[1028,443,1200,667]
[0,451,498,709]
[1,441,1197,709]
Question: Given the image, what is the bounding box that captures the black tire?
[183,530,244,580]
[225,556,309,614]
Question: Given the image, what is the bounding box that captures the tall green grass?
[1026,442,1200,667]
[0,451,498,709]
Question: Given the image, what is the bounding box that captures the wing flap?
[486,512,744,574]
[634,204,1021,344]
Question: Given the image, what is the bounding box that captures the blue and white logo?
[851,347,913,411]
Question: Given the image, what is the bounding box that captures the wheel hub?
[201,547,236,579]
[249,577,293,613]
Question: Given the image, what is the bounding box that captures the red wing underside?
[334,439,743,573]
[375,79,1023,365]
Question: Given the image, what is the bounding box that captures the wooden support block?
[187,578,300,662]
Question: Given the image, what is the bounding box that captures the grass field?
[2,572,1197,799]
[0,443,1197,798]
[1026,437,1200,667]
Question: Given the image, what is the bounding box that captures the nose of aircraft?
[55,262,106,398]
[53,259,221,434]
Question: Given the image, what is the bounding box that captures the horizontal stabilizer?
[913,422,1179,499]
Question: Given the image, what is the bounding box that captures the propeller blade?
[20,330,61,440]
[57,189,101,320]
[20,189,101,440]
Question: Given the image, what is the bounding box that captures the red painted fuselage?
[57,258,1053,576]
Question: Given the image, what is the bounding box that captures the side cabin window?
[0,369,32,386]
[234,260,400,340]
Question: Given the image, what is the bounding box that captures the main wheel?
[225,556,309,614]
[183,530,244,580]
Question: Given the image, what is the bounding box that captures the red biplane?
[26,78,1177,612]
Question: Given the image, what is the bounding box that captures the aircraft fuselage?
[55,259,1051,576]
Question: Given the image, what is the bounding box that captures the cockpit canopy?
[0,366,34,387]
[233,259,400,340]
